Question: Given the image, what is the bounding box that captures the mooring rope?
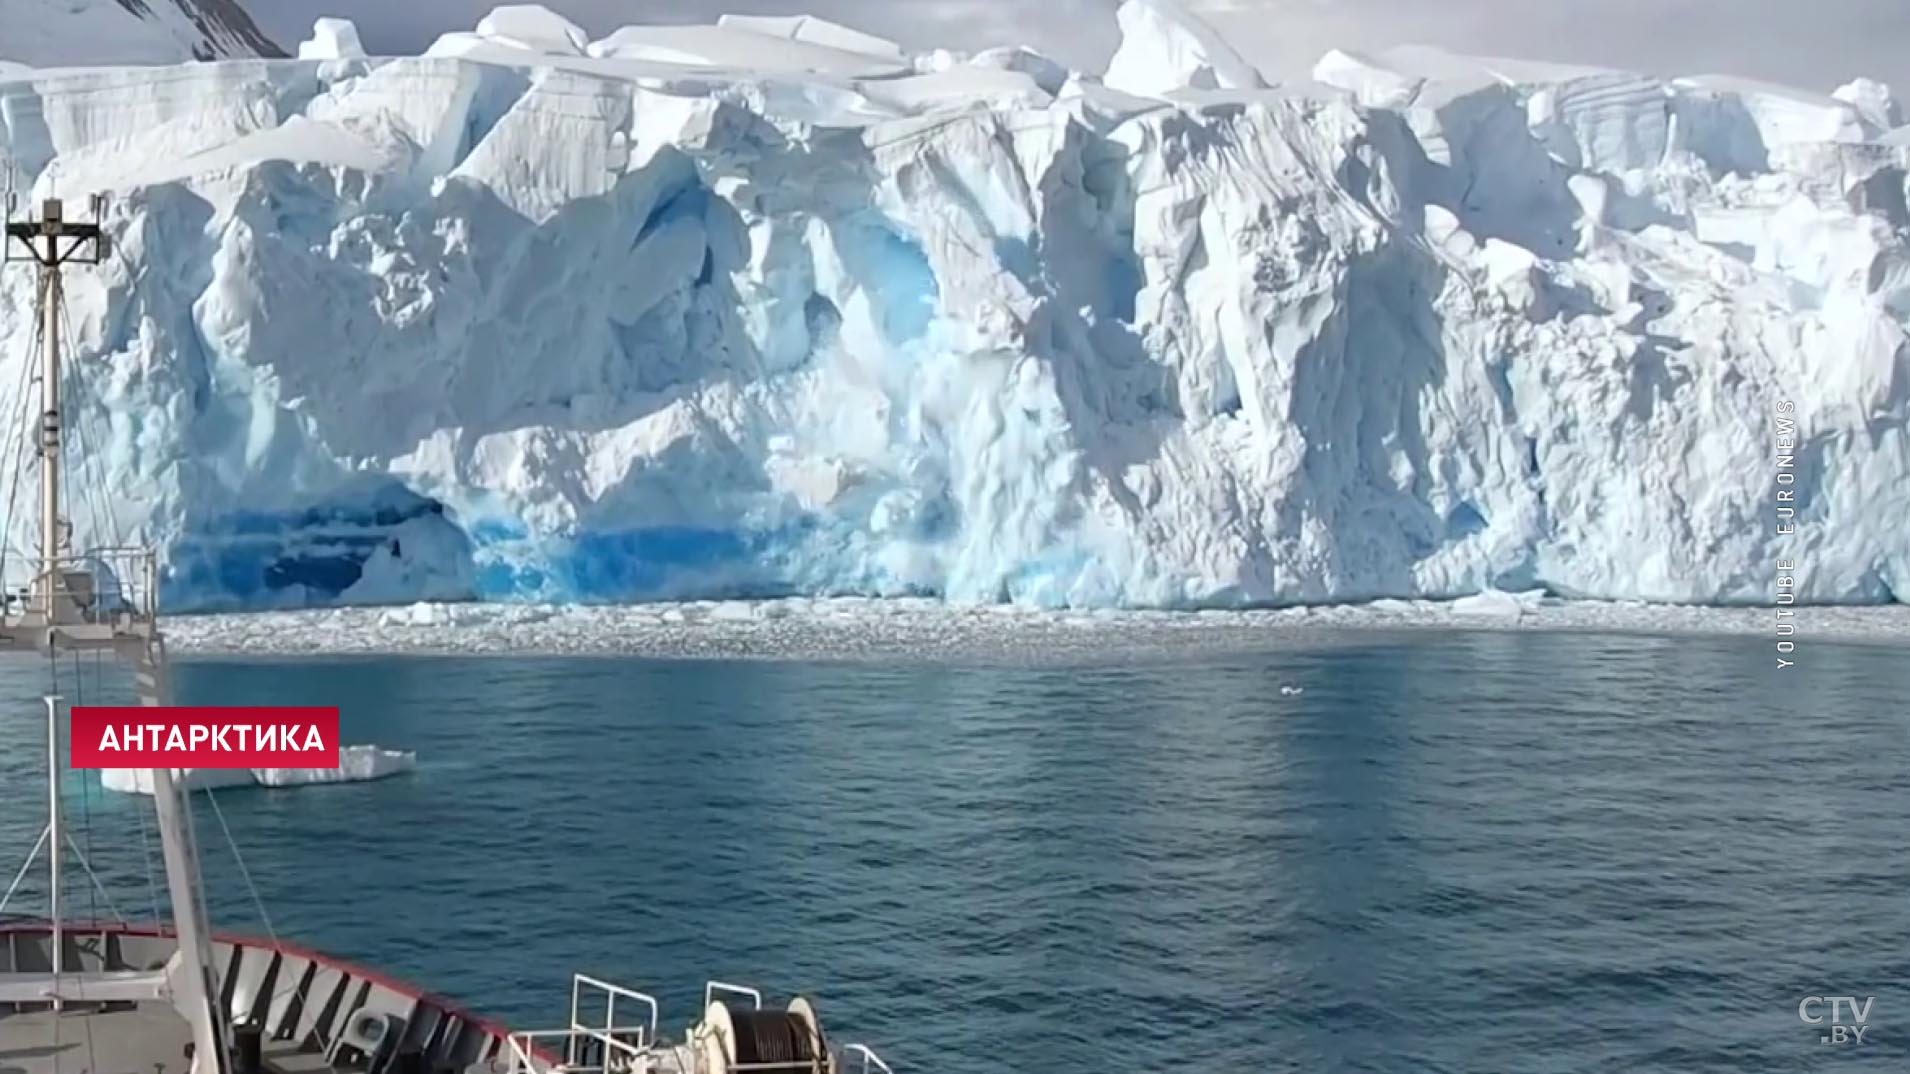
[202,785,338,1052]
[0,825,48,915]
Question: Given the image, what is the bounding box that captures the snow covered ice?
[0,0,1905,612]
[0,0,278,67]
[100,745,418,794]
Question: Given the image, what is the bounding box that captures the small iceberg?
[1449,588,1547,620]
[102,745,417,795]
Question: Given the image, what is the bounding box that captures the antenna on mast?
[4,194,110,616]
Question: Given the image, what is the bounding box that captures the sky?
[240,0,1910,95]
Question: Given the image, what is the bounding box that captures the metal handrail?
[704,981,762,1011]
[502,976,663,1074]
[4,546,158,623]
[508,981,894,1074]
[504,1031,552,1073]
[571,972,660,1054]
[509,1027,628,1074]
[841,1044,893,1074]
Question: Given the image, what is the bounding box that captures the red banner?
[69,707,340,769]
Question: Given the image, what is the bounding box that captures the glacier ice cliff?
[0,0,1904,611]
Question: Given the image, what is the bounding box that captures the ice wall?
[0,2,1904,611]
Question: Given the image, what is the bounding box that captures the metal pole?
[44,694,61,1010]
[38,237,61,613]
[151,768,228,1070]
[140,641,230,1072]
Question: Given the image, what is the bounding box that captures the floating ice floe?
[101,746,418,794]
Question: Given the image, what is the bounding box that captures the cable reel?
[694,995,829,1074]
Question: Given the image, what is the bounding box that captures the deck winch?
[694,995,829,1074]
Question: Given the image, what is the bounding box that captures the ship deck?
[0,1004,193,1074]
[0,1004,348,1074]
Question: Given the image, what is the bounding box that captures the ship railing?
[571,973,660,1056]
[504,1029,654,1074]
[503,974,660,1073]
[503,1030,568,1073]
[2,546,157,626]
[840,1044,893,1074]
[505,1029,643,1074]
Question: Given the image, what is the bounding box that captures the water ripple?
[0,632,1901,1072]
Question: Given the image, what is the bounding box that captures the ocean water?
[0,630,1905,1072]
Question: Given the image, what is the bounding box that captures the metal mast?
[3,196,97,610]
[4,196,231,1073]
[6,196,102,1020]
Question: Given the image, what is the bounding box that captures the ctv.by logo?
[1799,996,1873,1045]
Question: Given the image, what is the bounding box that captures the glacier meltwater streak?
[0,0,1905,611]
